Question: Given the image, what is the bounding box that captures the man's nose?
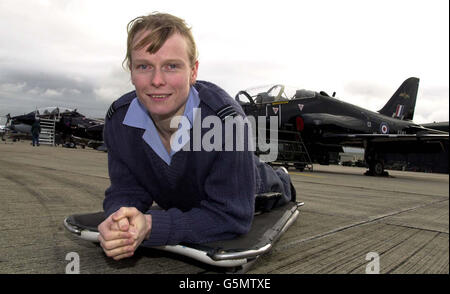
[151,69,165,87]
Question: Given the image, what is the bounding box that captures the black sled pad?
[64,195,303,272]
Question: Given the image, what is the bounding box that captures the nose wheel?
[366,160,389,177]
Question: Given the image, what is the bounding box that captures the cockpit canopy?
[236,84,316,105]
[36,107,75,116]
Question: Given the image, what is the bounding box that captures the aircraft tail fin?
[378,77,419,121]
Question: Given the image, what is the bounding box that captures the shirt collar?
[122,86,200,165]
[122,95,151,130]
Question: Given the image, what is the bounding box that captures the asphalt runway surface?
[0,141,448,274]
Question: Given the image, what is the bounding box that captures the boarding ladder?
[255,122,313,171]
[38,118,57,146]
[275,129,313,171]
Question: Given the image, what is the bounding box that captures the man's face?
[130,31,198,122]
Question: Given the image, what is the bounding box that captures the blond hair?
[123,12,198,70]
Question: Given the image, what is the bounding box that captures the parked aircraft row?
[3,107,104,150]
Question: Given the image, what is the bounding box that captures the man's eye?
[166,64,178,70]
[137,65,148,70]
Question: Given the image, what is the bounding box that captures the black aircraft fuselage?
[236,78,448,175]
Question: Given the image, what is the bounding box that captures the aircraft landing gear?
[294,163,305,172]
[365,160,389,177]
[364,145,389,177]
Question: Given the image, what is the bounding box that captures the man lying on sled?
[98,12,296,261]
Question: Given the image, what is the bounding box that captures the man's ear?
[129,61,136,85]
[190,60,199,85]
[130,71,136,86]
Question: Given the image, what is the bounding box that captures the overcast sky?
[0,0,448,124]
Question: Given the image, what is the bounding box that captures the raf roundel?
[380,122,389,134]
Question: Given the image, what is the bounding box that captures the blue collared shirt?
[122,86,200,165]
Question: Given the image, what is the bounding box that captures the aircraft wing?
[323,133,448,141]
[321,132,448,152]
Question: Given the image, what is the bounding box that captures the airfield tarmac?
[0,140,448,274]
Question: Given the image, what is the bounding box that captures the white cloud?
[43,89,62,97]
[0,82,26,93]
[94,87,123,102]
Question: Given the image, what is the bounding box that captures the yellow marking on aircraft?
[271,101,289,105]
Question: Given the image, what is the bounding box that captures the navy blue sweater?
[103,81,257,246]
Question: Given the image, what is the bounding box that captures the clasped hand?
[98,207,152,260]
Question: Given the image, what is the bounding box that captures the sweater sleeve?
[142,148,255,246]
[103,119,154,217]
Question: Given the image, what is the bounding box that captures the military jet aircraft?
[235,77,449,176]
[6,107,104,149]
